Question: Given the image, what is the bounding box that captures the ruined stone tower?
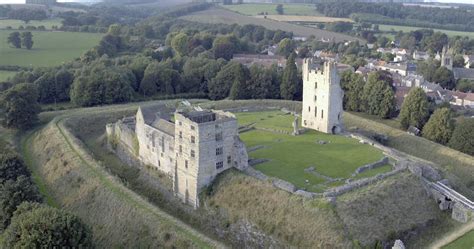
[301,58,344,134]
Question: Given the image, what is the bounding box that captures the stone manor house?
[106,104,249,208]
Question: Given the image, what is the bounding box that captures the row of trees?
[0,146,93,247]
[7,32,34,50]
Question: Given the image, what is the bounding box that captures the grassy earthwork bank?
[220,3,322,16]
[378,24,474,39]
[0,70,16,81]
[0,18,63,30]
[0,30,102,67]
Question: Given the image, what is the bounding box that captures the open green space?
[0,70,16,81]
[236,111,385,192]
[0,18,62,30]
[442,229,474,249]
[220,3,321,16]
[378,24,474,39]
[0,30,102,67]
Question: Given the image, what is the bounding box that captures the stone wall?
[354,157,389,174]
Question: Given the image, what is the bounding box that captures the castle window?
[179,131,182,139]
[314,106,317,117]
[191,136,195,144]
[179,121,182,126]
[185,160,188,169]
[314,95,317,101]
[215,132,223,141]
[216,147,223,156]
[179,145,182,153]
[315,81,318,89]
[191,150,195,158]
[216,161,223,169]
[227,156,231,164]
[158,160,161,167]
[161,137,165,152]
[191,125,195,130]
[308,106,311,112]
[321,109,324,119]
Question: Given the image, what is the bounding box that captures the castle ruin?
[106,104,249,208]
[301,58,344,134]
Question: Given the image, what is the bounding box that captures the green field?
[0,70,16,81]
[443,230,474,249]
[236,111,386,192]
[0,30,102,67]
[379,24,474,39]
[220,3,322,16]
[0,19,63,30]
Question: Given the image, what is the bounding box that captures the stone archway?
[332,125,341,134]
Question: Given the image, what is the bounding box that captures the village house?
[413,50,430,61]
[232,54,287,68]
[450,92,474,108]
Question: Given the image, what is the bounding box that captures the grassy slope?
[180,8,362,43]
[378,24,474,39]
[343,112,474,199]
[442,229,474,249]
[25,107,221,248]
[0,70,16,81]
[0,19,63,30]
[220,3,322,16]
[0,30,102,67]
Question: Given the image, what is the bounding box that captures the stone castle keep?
[106,104,248,208]
[301,58,344,134]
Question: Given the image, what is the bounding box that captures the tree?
[340,71,364,112]
[0,83,40,129]
[448,118,474,156]
[422,108,454,145]
[456,79,474,93]
[140,62,160,96]
[280,53,300,100]
[212,35,238,60]
[0,176,42,230]
[2,202,93,248]
[277,38,295,57]
[276,4,284,15]
[7,32,21,48]
[433,66,455,90]
[20,31,33,50]
[0,150,30,184]
[399,87,430,130]
[453,54,465,68]
[171,32,189,57]
[246,64,280,99]
[362,72,395,118]
[208,62,246,100]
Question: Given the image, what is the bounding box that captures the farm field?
[236,111,386,192]
[220,3,321,16]
[0,70,16,81]
[0,30,102,67]
[443,229,474,249]
[0,18,62,30]
[259,15,353,23]
[379,24,474,39]
[181,8,362,43]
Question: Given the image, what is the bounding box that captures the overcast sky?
[0,0,473,5]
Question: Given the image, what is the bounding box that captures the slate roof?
[453,68,474,80]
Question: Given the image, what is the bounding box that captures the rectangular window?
[179,145,182,153]
[308,106,311,112]
[215,132,223,141]
[191,125,195,130]
[179,131,182,139]
[314,95,317,101]
[185,160,188,169]
[216,147,223,156]
[314,106,317,117]
[161,137,165,152]
[179,121,182,126]
[191,136,195,144]
[227,156,231,164]
[191,150,195,158]
[216,161,223,169]
[315,82,318,88]
[321,109,324,119]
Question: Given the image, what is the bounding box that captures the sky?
[0,0,473,5]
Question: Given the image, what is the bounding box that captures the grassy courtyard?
[443,230,474,249]
[236,111,387,192]
[0,30,102,67]
[220,3,322,16]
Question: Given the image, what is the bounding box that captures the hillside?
[180,8,363,43]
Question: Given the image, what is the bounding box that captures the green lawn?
[220,3,322,16]
[442,230,474,249]
[0,70,16,81]
[378,24,474,39]
[236,111,385,192]
[0,19,63,30]
[0,30,102,67]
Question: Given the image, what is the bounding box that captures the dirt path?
[430,222,474,249]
